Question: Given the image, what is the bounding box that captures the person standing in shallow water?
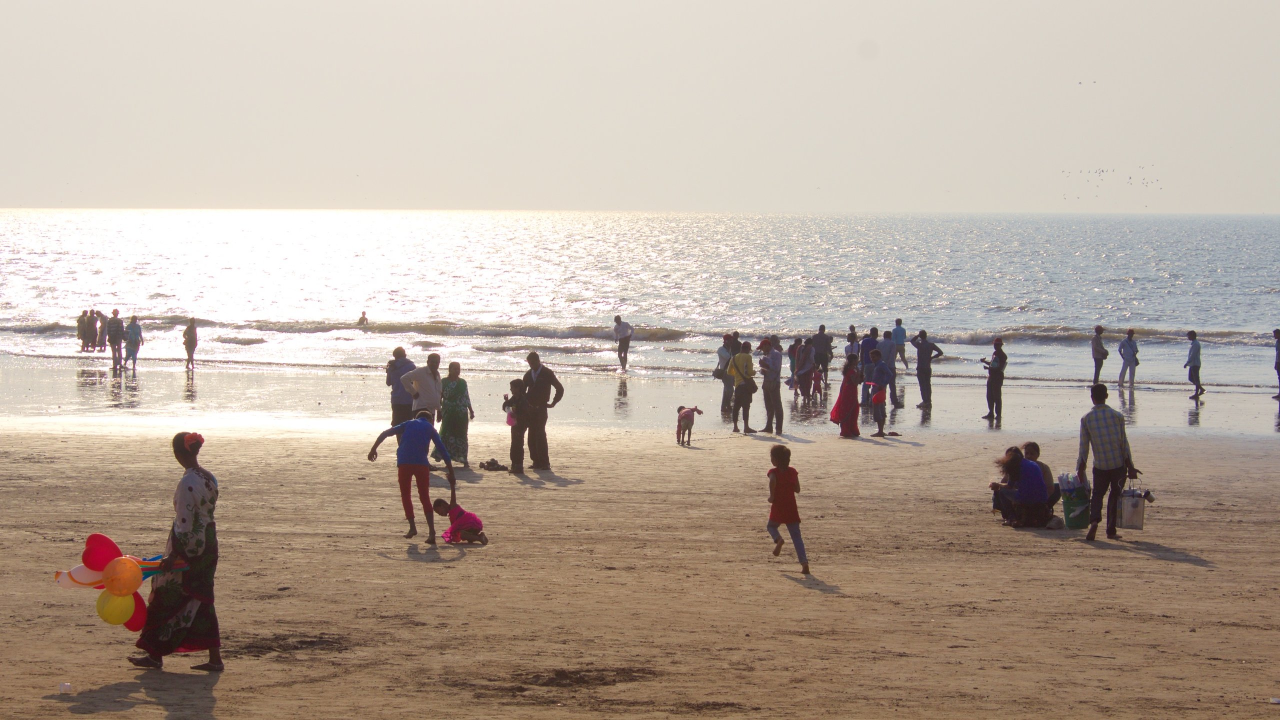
[981,337,1007,420]
[892,319,910,371]
[910,330,943,408]
[1117,329,1139,386]
[1184,331,1203,399]
[130,432,222,672]
[759,338,784,434]
[183,318,198,370]
[106,310,125,370]
[124,316,144,371]
[1091,325,1108,385]
[613,315,634,371]
[1272,329,1280,400]
[97,311,109,352]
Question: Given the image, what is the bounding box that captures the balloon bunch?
[54,534,186,632]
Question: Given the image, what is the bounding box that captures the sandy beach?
[2,416,1277,718]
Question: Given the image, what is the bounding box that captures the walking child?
[433,484,488,544]
[368,410,457,541]
[766,444,809,574]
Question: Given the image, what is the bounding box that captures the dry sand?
[1,420,1277,718]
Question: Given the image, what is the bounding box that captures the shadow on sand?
[782,572,847,596]
[45,669,220,718]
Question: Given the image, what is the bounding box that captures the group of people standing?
[76,309,145,371]
[1092,325,1280,401]
[385,347,565,475]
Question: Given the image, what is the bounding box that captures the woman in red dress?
[829,359,861,438]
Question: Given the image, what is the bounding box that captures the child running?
[368,410,457,541]
[766,444,809,575]
[433,484,488,545]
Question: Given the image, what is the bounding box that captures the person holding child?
[766,444,809,575]
[368,410,457,541]
[503,379,534,473]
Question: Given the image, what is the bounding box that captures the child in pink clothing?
[433,485,488,545]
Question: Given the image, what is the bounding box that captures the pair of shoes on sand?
[479,458,509,471]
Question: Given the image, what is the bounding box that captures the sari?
[829,371,860,437]
[136,467,220,657]
[433,377,471,464]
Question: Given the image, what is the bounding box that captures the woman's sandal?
[191,662,224,672]
[128,655,163,669]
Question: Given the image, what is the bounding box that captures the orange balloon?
[102,557,143,597]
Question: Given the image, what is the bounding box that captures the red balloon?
[82,534,123,572]
[123,592,147,632]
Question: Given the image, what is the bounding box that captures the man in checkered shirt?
[1076,383,1142,541]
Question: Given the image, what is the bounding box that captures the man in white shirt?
[613,315,634,371]
[1116,329,1139,386]
[400,353,444,422]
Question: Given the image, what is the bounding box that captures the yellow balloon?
[102,557,143,597]
[96,590,134,625]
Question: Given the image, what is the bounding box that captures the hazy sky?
[1,1,1276,213]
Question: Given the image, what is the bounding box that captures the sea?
[1,210,1278,391]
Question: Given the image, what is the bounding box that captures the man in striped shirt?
[1076,383,1141,541]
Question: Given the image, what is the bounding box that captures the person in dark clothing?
[910,330,944,408]
[385,347,417,428]
[503,379,535,473]
[859,328,880,405]
[96,311,109,351]
[522,352,565,471]
[811,325,835,387]
[980,337,1007,420]
[728,331,742,356]
[989,446,1050,527]
[106,310,126,370]
[85,310,100,351]
[77,310,90,351]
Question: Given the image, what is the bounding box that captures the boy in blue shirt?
[369,411,457,541]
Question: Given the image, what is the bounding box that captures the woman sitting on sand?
[989,446,1050,528]
[130,432,222,671]
[433,362,474,467]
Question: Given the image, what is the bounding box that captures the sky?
[0,1,1276,213]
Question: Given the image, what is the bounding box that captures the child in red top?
[767,444,809,574]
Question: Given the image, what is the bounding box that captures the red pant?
[397,464,431,520]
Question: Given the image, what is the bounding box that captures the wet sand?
[1,419,1277,718]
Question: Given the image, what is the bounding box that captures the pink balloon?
[123,592,147,632]
[82,534,123,572]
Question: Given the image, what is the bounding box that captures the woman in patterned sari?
[129,432,223,672]
[433,362,474,467]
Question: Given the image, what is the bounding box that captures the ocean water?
[1,210,1277,390]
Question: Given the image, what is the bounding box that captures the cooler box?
[1062,487,1091,530]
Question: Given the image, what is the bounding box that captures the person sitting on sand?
[368,410,457,541]
[766,444,809,575]
[989,445,1050,528]
[676,405,703,446]
[1022,441,1061,513]
[433,485,487,545]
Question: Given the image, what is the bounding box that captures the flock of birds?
[1061,166,1162,205]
